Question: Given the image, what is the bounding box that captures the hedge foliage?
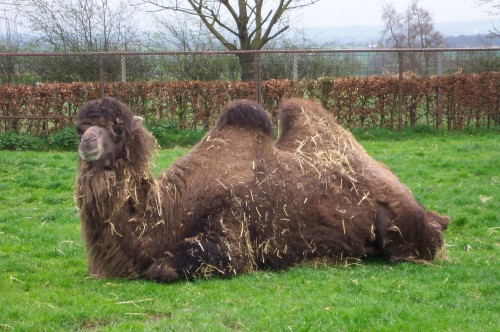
[1,72,498,135]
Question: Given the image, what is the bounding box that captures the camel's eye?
[76,125,88,137]
[114,126,125,136]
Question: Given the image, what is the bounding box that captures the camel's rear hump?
[274,97,449,263]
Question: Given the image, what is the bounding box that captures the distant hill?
[302,19,500,48]
[443,34,500,47]
[436,19,499,37]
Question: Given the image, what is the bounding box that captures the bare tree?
[152,12,220,51]
[23,0,137,51]
[140,0,321,81]
[381,0,443,49]
[381,3,405,48]
[1,0,22,40]
[1,0,26,20]
[149,14,240,81]
[16,0,151,82]
[406,1,444,48]
[0,7,21,83]
[381,0,444,77]
[474,0,500,37]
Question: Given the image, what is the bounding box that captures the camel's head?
[76,97,153,168]
[423,211,450,259]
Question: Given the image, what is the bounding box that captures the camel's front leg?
[145,234,253,282]
[143,255,180,282]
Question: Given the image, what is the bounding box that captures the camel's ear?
[132,116,144,129]
[133,115,144,124]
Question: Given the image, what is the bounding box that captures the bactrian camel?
[75,97,448,282]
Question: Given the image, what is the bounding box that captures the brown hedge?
[1,72,498,135]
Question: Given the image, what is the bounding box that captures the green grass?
[0,132,498,331]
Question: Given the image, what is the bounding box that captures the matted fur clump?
[75,96,449,282]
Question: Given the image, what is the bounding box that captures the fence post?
[436,51,443,129]
[254,53,262,103]
[292,53,298,80]
[397,50,403,131]
[99,54,105,98]
[121,54,127,82]
[437,51,443,76]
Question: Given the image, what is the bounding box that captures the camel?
[75,97,448,282]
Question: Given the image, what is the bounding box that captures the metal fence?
[1,48,499,86]
[0,48,499,133]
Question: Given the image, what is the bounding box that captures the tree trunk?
[238,53,256,81]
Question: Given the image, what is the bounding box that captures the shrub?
[0,132,43,150]
[47,127,80,150]
[147,119,205,148]
[1,73,498,135]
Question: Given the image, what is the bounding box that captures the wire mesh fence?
[1,48,499,85]
[0,48,499,133]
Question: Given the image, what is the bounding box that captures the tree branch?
[140,0,321,51]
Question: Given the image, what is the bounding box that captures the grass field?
[0,131,498,331]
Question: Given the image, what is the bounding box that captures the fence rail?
[2,48,499,87]
[1,48,499,133]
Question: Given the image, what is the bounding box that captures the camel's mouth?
[79,147,104,161]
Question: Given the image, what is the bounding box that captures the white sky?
[299,0,500,27]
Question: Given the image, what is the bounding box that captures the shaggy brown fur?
[75,97,448,282]
[275,98,449,262]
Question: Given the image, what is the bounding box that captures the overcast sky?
[299,0,500,27]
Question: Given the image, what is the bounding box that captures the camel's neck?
[76,160,171,278]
